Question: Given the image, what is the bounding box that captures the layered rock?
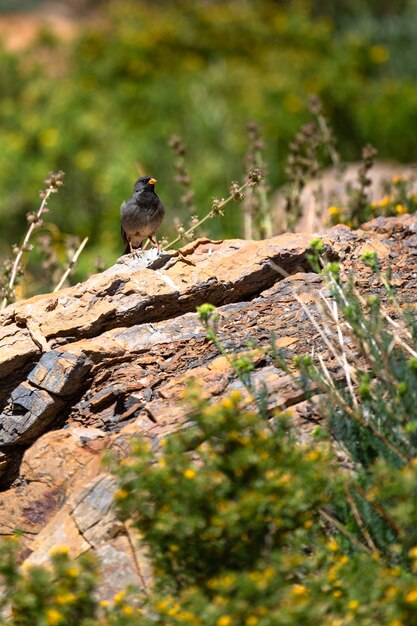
[0,215,416,597]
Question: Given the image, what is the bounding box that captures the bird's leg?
[148,234,161,253]
[129,240,136,257]
[129,240,141,259]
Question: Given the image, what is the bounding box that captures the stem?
[163,180,252,251]
[319,508,372,555]
[0,187,54,310]
[53,237,88,292]
[255,150,272,238]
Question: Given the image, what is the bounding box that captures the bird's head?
[134,176,157,193]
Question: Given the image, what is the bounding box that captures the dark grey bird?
[120,176,165,255]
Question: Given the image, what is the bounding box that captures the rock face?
[0,216,416,597]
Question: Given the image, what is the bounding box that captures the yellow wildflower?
[100,600,109,608]
[327,539,339,552]
[333,590,342,598]
[113,591,126,605]
[122,606,135,616]
[405,589,417,603]
[328,206,341,217]
[305,449,320,462]
[55,592,76,605]
[246,617,259,626]
[409,546,417,558]
[49,545,69,557]
[291,584,308,597]
[348,600,359,610]
[395,203,408,215]
[217,616,232,626]
[66,567,79,578]
[46,609,63,626]
[222,397,234,410]
[184,468,196,479]
[115,489,128,500]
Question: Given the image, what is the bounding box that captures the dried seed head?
[248,168,263,184]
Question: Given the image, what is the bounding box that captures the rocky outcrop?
[0,215,416,598]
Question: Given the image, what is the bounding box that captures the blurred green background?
[0,0,416,289]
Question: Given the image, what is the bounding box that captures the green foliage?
[115,387,331,593]
[0,543,98,625]
[1,0,417,275]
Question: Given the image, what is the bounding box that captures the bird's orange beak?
[149,178,157,185]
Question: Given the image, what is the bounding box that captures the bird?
[120,176,165,255]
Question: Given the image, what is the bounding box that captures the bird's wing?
[121,223,128,243]
[121,224,131,254]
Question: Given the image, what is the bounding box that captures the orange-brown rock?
[0,217,416,597]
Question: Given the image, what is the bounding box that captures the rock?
[0,382,65,446]
[0,218,416,597]
[27,350,93,396]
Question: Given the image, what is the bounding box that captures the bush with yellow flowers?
[0,542,98,625]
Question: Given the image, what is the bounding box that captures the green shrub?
[1,0,417,275]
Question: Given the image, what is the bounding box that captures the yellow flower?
[328,206,341,217]
[291,584,308,597]
[49,545,69,557]
[115,488,128,500]
[100,600,109,608]
[222,398,234,410]
[66,567,79,578]
[55,592,76,605]
[230,390,241,402]
[305,450,320,462]
[333,590,342,598]
[122,606,135,616]
[46,609,63,626]
[405,588,417,603]
[395,203,408,215]
[327,539,339,552]
[246,617,258,626]
[217,616,232,626]
[348,600,359,610]
[184,468,196,480]
[369,44,389,64]
[113,590,126,605]
[408,546,417,558]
